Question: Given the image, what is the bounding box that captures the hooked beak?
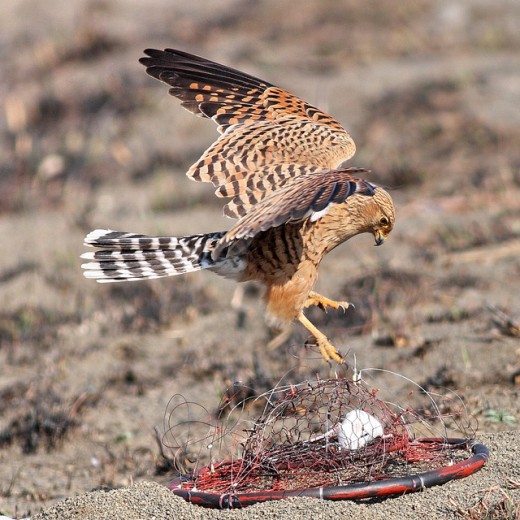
[374,230,386,246]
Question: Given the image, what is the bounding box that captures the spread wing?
[213,168,375,259]
[140,49,356,218]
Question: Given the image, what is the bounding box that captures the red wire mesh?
[163,375,476,496]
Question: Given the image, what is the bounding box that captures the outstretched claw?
[304,291,352,313]
[298,313,345,364]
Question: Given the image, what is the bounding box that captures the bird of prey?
[81,48,395,364]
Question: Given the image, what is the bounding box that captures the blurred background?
[0,0,519,516]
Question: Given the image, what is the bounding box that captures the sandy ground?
[28,432,520,519]
[1,1,519,518]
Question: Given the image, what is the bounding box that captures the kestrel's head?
[361,186,395,246]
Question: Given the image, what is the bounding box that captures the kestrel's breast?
[240,224,319,327]
[263,260,318,327]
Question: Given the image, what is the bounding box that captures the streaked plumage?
[82,49,396,364]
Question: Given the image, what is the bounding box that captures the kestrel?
[81,48,395,364]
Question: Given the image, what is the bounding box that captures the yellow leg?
[298,312,344,364]
[304,291,352,313]
[266,326,292,351]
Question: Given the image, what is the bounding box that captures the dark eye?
[379,217,389,227]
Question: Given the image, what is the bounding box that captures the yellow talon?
[298,312,344,364]
[304,291,352,313]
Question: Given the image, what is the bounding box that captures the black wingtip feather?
[139,48,271,91]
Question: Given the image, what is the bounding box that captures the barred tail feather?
[81,229,226,283]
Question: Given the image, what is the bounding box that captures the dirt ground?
[1,1,519,518]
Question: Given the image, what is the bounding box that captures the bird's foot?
[315,335,345,365]
[298,312,345,365]
[304,291,352,313]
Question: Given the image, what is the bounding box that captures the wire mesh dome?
[163,375,488,508]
